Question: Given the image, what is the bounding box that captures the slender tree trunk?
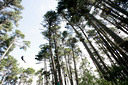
[77,25,118,81]
[52,73,54,85]
[53,32,63,85]
[48,27,58,85]
[67,54,74,85]
[18,77,22,85]
[38,80,40,85]
[103,0,128,16]
[42,76,43,85]
[44,58,48,85]
[0,69,8,85]
[88,14,124,44]
[97,39,115,65]
[62,68,67,85]
[98,4,128,24]
[71,48,79,85]
[77,25,109,71]
[103,16,128,35]
[61,65,67,85]
[88,14,128,53]
[92,20,128,64]
[93,20,128,62]
[62,14,110,80]
[0,36,16,62]
[64,53,72,85]
[96,30,128,77]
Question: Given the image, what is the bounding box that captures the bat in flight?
[21,56,26,63]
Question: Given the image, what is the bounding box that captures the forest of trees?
[0,0,128,85]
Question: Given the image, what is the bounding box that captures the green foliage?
[18,67,35,85]
[0,55,18,69]
[35,68,44,84]
[0,0,23,26]
[67,37,78,48]
[15,29,25,39]
[96,78,112,85]
[44,10,59,25]
[79,57,96,85]
[0,0,32,84]
[0,55,19,84]
[0,0,28,60]
[35,44,50,61]
[62,31,68,37]
[19,40,31,51]
[24,67,35,75]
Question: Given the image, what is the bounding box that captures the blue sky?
[10,0,58,70]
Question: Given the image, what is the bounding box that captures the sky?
[10,0,58,69]
[9,0,58,84]
[9,0,59,84]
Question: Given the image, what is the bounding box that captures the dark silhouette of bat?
[21,56,26,63]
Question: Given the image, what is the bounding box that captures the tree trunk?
[103,0,128,16]
[18,77,22,85]
[97,38,115,65]
[64,52,72,85]
[62,14,110,80]
[96,30,128,77]
[97,4,128,25]
[53,31,63,85]
[48,27,58,85]
[67,54,74,85]
[0,69,8,85]
[102,16,128,35]
[71,48,79,85]
[88,14,124,44]
[88,14,128,52]
[44,58,48,85]
[77,25,109,72]
[0,35,16,62]
[62,67,67,85]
